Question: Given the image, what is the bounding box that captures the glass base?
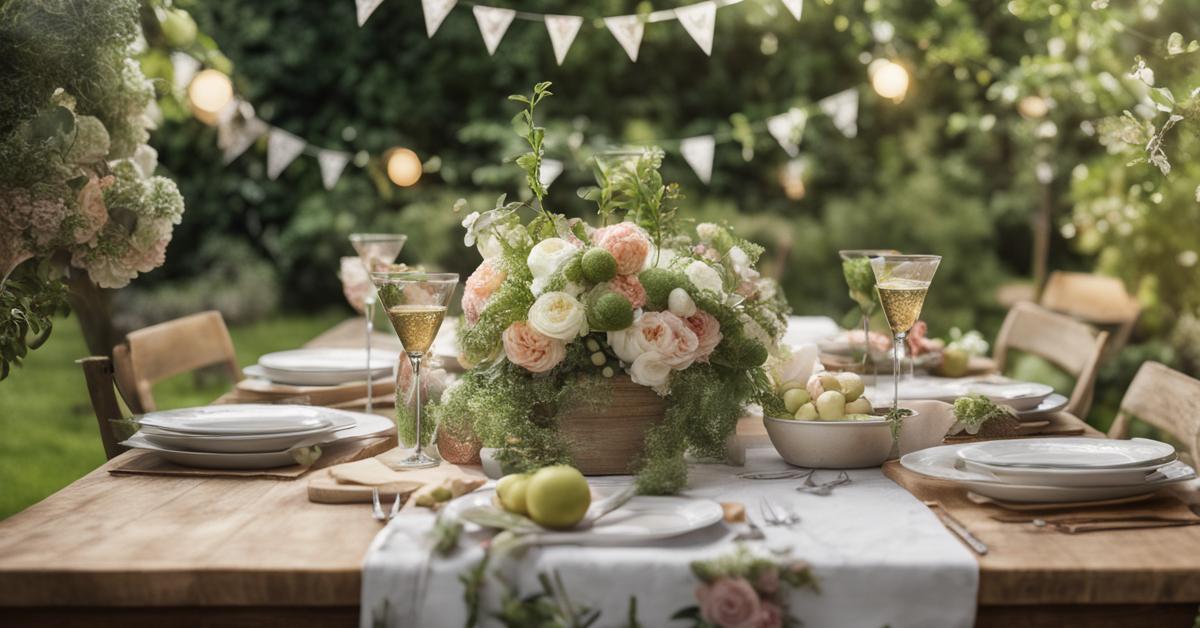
[394,450,439,469]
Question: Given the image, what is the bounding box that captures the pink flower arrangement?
[592,222,650,275]
[607,273,647,309]
[462,259,507,324]
[696,578,762,628]
[501,321,566,373]
[680,548,815,628]
[684,310,722,363]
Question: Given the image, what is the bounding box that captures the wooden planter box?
[557,375,666,475]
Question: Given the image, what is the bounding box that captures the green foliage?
[0,262,70,380]
[952,394,1015,433]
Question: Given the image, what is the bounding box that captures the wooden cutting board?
[307,460,487,504]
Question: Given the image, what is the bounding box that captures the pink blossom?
[693,243,721,262]
[462,259,507,324]
[502,321,566,373]
[684,310,722,362]
[338,257,371,314]
[74,175,112,245]
[696,577,762,628]
[754,568,780,595]
[607,273,647,309]
[906,320,940,356]
[846,329,892,353]
[592,222,650,275]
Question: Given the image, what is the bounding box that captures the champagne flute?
[869,255,941,413]
[370,270,458,469]
[350,233,407,414]
[839,249,898,379]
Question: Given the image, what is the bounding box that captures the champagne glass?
[869,255,941,413]
[370,270,458,469]
[349,233,407,414]
[839,249,899,379]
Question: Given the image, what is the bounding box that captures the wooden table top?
[2,318,1197,620]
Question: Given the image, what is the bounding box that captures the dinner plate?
[137,404,357,436]
[956,437,1177,469]
[444,490,724,545]
[959,458,1175,487]
[962,381,1055,411]
[1014,393,1069,420]
[140,422,340,454]
[259,348,397,372]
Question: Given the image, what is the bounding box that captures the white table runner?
[362,448,978,627]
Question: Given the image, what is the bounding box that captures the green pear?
[836,372,865,402]
[794,402,819,420]
[844,397,874,415]
[525,466,592,530]
[816,390,847,421]
[783,388,812,414]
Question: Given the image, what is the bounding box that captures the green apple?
[160,8,198,48]
[495,473,531,515]
[937,347,970,378]
[817,373,842,393]
[816,390,846,421]
[836,372,865,402]
[783,388,811,414]
[525,465,592,530]
[844,397,873,415]
[794,402,819,420]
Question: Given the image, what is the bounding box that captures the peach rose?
[685,310,722,363]
[607,273,647,309]
[609,311,699,370]
[463,260,507,324]
[74,175,112,245]
[502,321,566,373]
[592,222,650,275]
[696,577,762,628]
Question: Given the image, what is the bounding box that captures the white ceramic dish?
[959,457,1175,487]
[137,404,356,435]
[140,422,340,454]
[962,381,1055,411]
[763,414,900,468]
[956,437,1177,469]
[444,490,724,544]
[1015,393,1069,420]
[255,349,396,386]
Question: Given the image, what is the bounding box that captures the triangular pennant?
[170,53,201,93]
[766,108,808,157]
[819,88,859,138]
[356,0,385,26]
[472,6,515,55]
[317,149,351,190]
[266,128,307,180]
[422,0,457,37]
[780,0,803,20]
[675,1,717,56]
[680,135,716,184]
[604,15,644,62]
[544,15,583,66]
[539,158,564,189]
[218,115,268,165]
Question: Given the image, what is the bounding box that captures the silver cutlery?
[371,487,402,523]
[734,515,767,541]
[796,471,851,496]
[739,469,815,481]
[924,500,988,555]
[759,498,801,528]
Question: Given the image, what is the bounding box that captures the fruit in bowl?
[788,371,874,421]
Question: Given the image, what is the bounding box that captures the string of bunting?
[357,0,805,62]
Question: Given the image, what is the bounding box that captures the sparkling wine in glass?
[839,249,898,379]
[350,233,407,414]
[370,270,458,469]
[869,255,941,413]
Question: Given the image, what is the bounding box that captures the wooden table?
[1,320,1196,627]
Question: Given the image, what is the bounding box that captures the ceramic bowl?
[763,409,926,469]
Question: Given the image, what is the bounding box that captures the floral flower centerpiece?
[430,83,791,494]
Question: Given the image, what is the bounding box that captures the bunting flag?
[422,0,457,37]
[217,106,269,165]
[604,15,645,62]
[539,158,564,189]
[780,0,803,21]
[266,128,307,180]
[473,6,516,56]
[356,0,385,27]
[544,15,584,66]
[675,1,718,55]
[317,149,352,190]
[680,135,716,184]
[170,53,200,93]
[819,88,859,138]
[767,108,808,157]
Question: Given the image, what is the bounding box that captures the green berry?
[586,338,600,352]
[638,267,683,309]
[431,487,453,502]
[587,291,634,331]
[581,248,618,283]
[602,366,614,378]
[563,254,584,283]
[590,352,606,366]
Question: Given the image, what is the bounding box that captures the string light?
[386,148,422,187]
[188,69,233,115]
[869,59,910,102]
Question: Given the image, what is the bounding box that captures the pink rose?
[462,259,507,324]
[502,321,566,373]
[338,256,371,314]
[592,222,650,275]
[754,602,784,628]
[693,243,721,262]
[754,568,779,595]
[607,273,647,309]
[697,577,762,628]
[684,310,722,363]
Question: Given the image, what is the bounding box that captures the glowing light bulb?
[1018,95,1049,119]
[386,148,422,187]
[870,60,910,102]
[188,69,233,115]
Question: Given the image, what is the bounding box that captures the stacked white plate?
[122,404,394,469]
[901,437,1195,503]
[865,376,1065,419]
[245,348,398,386]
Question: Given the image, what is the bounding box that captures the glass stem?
[410,354,422,455]
[860,313,870,375]
[365,297,376,414]
[893,332,906,413]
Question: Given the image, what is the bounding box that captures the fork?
[759,498,801,528]
[371,487,403,523]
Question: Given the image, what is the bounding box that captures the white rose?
[629,352,671,395]
[528,291,587,341]
[607,326,645,364]
[527,238,577,280]
[685,260,724,294]
[668,288,697,317]
[696,222,720,243]
[728,246,750,275]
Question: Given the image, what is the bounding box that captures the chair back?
[1107,362,1200,465]
[1040,271,1140,351]
[993,302,1109,418]
[113,311,240,413]
[77,356,129,460]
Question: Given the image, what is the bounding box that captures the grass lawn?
[0,311,345,520]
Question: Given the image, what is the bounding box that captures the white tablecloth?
[361,448,978,628]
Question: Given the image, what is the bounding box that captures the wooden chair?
[1040,271,1140,353]
[77,356,129,460]
[1108,361,1200,466]
[112,311,241,414]
[993,302,1109,419]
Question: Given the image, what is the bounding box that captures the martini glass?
[839,249,898,380]
[349,233,407,414]
[869,255,941,413]
[370,270,458,469]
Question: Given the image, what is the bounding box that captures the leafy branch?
[508,81,556,227]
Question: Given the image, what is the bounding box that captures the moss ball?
[581,248,618,283]
[638,267,683,309]
[563,254,584,283]
[587,291,634,331]
[719,336,769,368]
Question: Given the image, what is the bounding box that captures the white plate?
[444,490,724,545]
[959,458,1175,487]
[258,348,398,373]
[137,404,356,436]
[866,377,1056,412]
[956,437,1177,469]
[901,443,1195,503]
[1015,393,1069,420]
[140,422,340,454]
[963,381,1055,411]
[122,411,394,469]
